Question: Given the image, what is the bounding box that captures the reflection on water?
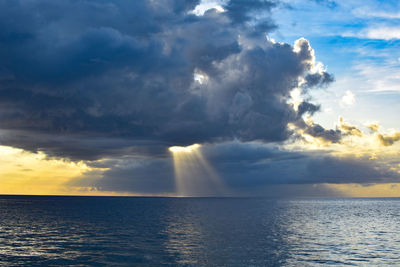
[1,196,400,266]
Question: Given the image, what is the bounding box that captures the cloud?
[221,0,280,38]
[338,117,362,137]
[0,145,95,195]
[352,63,400,93]
[304,71,335,89]
[353,7,400,19]
[190,0,227,16]
[343,26,400,40]
[69,142,400,195]
[3,0,400,197]
[303,123,342,143]
[332,59,400,94]
[289,116,367,145]
[0,0,334,160]
[367,122,380,132]
[340,90,355,106]
[292,118,342,144]
[377,132,400,146]
[311,0,337,9]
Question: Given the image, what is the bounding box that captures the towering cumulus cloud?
[4,0,396,196]
[0,0,333,159]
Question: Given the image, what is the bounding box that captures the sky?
[0,0,400,197]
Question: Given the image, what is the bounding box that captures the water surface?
[1,196,400,266]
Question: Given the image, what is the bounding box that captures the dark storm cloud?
[223,0,277,35]
[71,142,400,195]
[81,158,176,194]
[303,72,335,89]
[297,101,320,116]
[0,0,335,160]
[202,143,398,186]
[303,123,342,143]
[224,0,276,24]
[293,119,342,143]
[0,130,169,160]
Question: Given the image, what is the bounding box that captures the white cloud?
[353,7,400,19]
[343,26,400,40]
[190,0,226,16]
[354,63,400,92]
[363,27,400,40]
[341,90,355,106]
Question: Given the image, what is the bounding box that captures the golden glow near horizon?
[0,145,107,196]
[2,119,400,197]
[284,116,400,197]
[169,144,226,197]
[327,183,400,198]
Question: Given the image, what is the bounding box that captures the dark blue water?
[1,196,400,266]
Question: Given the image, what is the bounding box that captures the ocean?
[1,196,399,266]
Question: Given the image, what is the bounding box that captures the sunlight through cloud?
[169,144,226,197]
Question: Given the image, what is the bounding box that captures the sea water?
[1,196,400,266]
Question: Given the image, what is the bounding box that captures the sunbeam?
[169,144,226,196]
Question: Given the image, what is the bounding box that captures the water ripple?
[1,196,400,266]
